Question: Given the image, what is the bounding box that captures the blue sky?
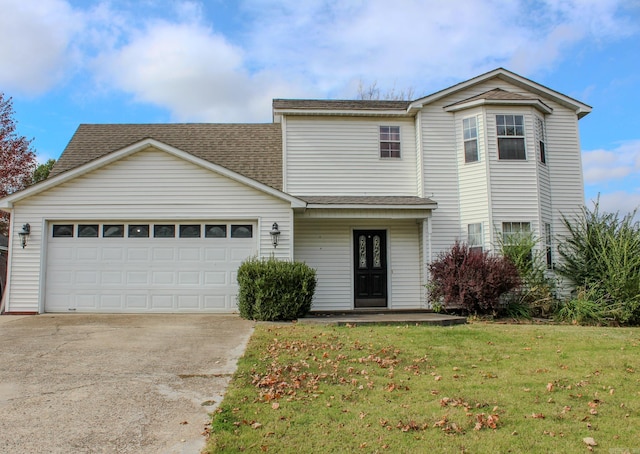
[2,0,639,217]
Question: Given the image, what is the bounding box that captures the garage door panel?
[205,272,227,285]
[126,271,149,285]
[206,248,227,261]
[231,247,254,261]
[126,295,148,309]
[178,271,200,285]
[179,248,201,261]
[49,247,73,261]
[153,248,175,261]
[99,295,123,309]
[76,294,98,309]
[127,248,149,261]
[49,270,73,285]
[102,248,124,261]
[77,247,99,260]
[101,272,123,285]
[152,271,175,285]
[76,271,98,285]
[151,295,173,309]
[45,221,257,313]
[177,295,199,309]
[204,295,227,309]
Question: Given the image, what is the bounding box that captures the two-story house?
[0,68,591,314]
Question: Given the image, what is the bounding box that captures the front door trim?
[353,229,388,308]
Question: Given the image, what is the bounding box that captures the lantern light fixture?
[18,223,31,248]
[269,222,281,248]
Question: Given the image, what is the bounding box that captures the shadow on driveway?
[0,314,254,453]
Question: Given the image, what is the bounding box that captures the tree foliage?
[1,93,37,235]
[356,80,416,100]
[32,158,56,184]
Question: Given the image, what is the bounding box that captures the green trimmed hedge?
[236,257,317,321]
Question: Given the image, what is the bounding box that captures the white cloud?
[0,0,82,95]
[582,140,640,184]
[0,0,635,118]
[93,20,309,122]
[588,191,640,220]
[240,0,634,97]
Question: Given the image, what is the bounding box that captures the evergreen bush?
[237,257,317,321]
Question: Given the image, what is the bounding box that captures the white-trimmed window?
[468,223,483,252]
[545,223,553,269]
[535,117,547,164]
[497,114,526,160]
[463,117,478,163]
[502,221,531,239]
[380,126,401,158]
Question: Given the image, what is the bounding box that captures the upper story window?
[379,126,400,158]
[535,117,546,164]
[463,117,478,163]
[496,114,526,160]
[467,223,483,252]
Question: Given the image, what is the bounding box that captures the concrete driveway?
[0,314,255,453]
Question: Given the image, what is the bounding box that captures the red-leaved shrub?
[428,241,521,314]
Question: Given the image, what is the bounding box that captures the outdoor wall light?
[18,223,31,248]
[269,222,281,248]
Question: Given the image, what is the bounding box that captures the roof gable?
[51,123,283,190]
[408,68,591,118]
[1,136,306,209]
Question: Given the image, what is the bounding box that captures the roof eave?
[409,68,592,117]
[444,98,554,115]
[304,203,437,210]
[273,108,414,118]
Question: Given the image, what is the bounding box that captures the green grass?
[206,323,640,453]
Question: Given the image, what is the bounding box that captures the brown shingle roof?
[51,123,283,190]
[273,99,411,111]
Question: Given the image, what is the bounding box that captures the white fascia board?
[409,68,592,118]
[305,203,437,210]
[0,138,306,209]
[444,98,553,115]
[273,109,413,118]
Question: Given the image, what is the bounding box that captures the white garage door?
[45,222,257,313]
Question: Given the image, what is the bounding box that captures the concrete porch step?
[298,311,467,326]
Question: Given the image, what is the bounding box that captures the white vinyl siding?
[485,108,540,231]
[456,111,490,245]
[5,149,292,313]
[421,102,461,256]
[294,217,423,311]
[284,117,417,196]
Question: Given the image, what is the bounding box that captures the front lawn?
[206,323,640,453]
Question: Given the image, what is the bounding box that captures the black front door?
[353,230,387,308]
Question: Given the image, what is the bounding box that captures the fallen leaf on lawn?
[180,421,188,425]
[583,437,597,446]
[252,422,263,429]
[531,413,545,419]
[434,375,442,381]
[546,382,554,392]
[271,402,280,410]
